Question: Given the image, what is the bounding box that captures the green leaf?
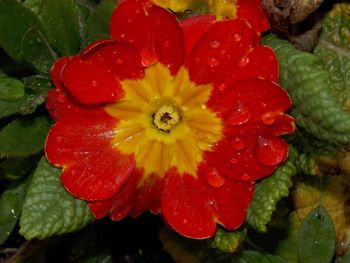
[0,179,28,245]
[0,157,38,180]
[246,146,298,232]
[207,228,246,253]
[21,26,57,73]
[232,251,286,263]
[19,157,93,239]
[40,0,80,55]
[0,115,51,157]
[0,78,25,101]
[84,0,117,46]
[339,252,350,263]
[0,0,44,61]
[298,205,335,263]
[0,75,51,118]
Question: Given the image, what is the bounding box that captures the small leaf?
[0,157,39,180]
[0,115,51,157]
[246,146,298,232]
[298,205,335,263]
[40,0,80,55]
[22,26,57,73]
[0,78,25,101]
[84,0,117,46]
[207,228,246,253]
[0,179,28,245]
[19,157,93,239]
[0,0,44,61]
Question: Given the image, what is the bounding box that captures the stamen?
[153,104,181,132]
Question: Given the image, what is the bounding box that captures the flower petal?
[188,19,259,86]
[50,56,72,90]
[110,0,185,74]
[162,166,253,238]
[45,111,135,201]
[181,15,216,64]
[61,40,145,105]
[237,0,270,33]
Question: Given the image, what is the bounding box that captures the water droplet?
[166,63,173,70]
[238,56,250,67]
[231,137,246,150]
[56,136,63,143]
[230,157,238,164]
[261,111,277,125]
[218,83,227,91]
[233,33,242,42]
[135,9,140,14]
[56,94,67,103]
[163,40,170,48]
[248,185,254,191]
[120,33,126,39]
[209,39,220,48]
[127,18,132,23]
[241,173,250,181]
[207,56,219,67]
[226,102,251,126]
[206,167,225,188]
[91,80,98,87]
[254,136,287,166]
[116,58,123,65]
[201,104,207,109]
[183,218,188,224]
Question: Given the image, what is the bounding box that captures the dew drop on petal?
[163,40,170,48]
[226,102,251,126]
[231,137,246,150]
[91,80,98,87]
[261,111,277,125]
[56,136,63,143]
[254,136,287,166]
[207,56,219,67]
[218,83,227,91]
[116,58,123,65]
[120,33,126,39]
[230,157,238,164]
[238,56,250,67]
[209,39,220,48]
[233,33,242,42]
[56,94,67,103]
[206,167,225,188]
[241,173,251,181]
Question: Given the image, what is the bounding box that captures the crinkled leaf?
[0,78,25,101]
[19,157,93,239]
[298,205,335,263]
[21,26,57,73]
[0,0,44,61]
[0,115,50,157]
[263,34,350,145]
[0,75,51,118]
[208,228,246,253]
[246,146,298,232]
[84,0,117,46]
[0,179,28,245]
[40,0,80,55]
[0,156,38,180]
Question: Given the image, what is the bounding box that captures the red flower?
[45,0,294,238]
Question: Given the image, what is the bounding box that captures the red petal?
[61,40,144,105]
[110,0,184,74]
[237,0,269,33]
[188,19,259,86]
[207,78,294,137]
[45,111,135,201]
[50,56,72,90]
[162,167,253,239]
[181,15,216,64]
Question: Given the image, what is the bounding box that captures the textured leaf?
[298,205,335,263]
[263,33,350,145]
[22,26,57,73]
[246,146,298,232]
[0,75,51,118]
[0,179,28,245]
[0,115,51,157]
[207,228,246,253]
[84,0,117,46]
[0,157,38,180]
[0,78,25,101]
[0,0,44,61]
[40,0,80,55]
[19,157,93,239]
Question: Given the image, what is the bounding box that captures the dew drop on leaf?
[226,102,251,125]
[206,167,225,187]
[253,136,287,166]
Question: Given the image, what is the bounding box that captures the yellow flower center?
[104,63,222,179]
